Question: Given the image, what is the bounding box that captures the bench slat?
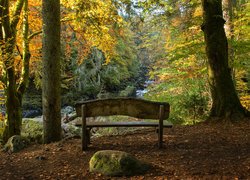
[75,98,170,120]
[75,121,173,128]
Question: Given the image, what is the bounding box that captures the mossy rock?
[89,150,150,176]
[3,135,28,153]
[62,123,81,137]
[21,119,43,143]
[119,86,136,97]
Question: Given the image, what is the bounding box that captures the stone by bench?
[75,97,172,150]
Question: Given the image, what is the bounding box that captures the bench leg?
[82,105,88,151]
[158,105,164,148]
[87,128,91,144]
[82,132,88,151]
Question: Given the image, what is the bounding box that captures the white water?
[136,80,154,97]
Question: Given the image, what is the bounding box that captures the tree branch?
[17,0,29,95]
[28,30,42,41]
[16,45,23,59]
[10,0,24,30]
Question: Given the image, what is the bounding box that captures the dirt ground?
[0,120,249,180]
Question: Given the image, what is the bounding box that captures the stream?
[135,80,153,97]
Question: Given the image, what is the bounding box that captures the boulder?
[61,123,81,138]
[119,86,136,97]
[89,150,150,176]
[61,106,74,115]
[22,119,43,143]
[4,135,28,153]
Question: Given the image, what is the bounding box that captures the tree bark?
[222,0,235,78]
[223,0,234,37]
[201,0,249,120]
[0,0,26,142]
[42,0,62,143]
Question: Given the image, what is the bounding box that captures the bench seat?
[75,121,173,128]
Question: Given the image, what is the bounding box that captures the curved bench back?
[75,97,170,120]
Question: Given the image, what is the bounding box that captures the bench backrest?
[75,97,170,120]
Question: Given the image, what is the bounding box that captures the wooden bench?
[75,97,172,150]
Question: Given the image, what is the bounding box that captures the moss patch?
[21,119,43,143]
[3,135,29,153]
[89,150,150,176]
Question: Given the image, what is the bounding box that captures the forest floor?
[0,119,249,180]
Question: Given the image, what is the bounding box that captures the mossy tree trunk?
[201,0,249,120]
[42,0,62,143]
[0,0,31,142]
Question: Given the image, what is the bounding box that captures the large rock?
[22,119,43,143]
[22,119,81,141]
[61,106,74,115]
[61,123,81,138]
[119,86,136,97]
[4,135,28,153]
[89,150,150,176]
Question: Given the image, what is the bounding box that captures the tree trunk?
[222,0,235,79]
[42,0,62,143]
[2,72,22,142]
[201,0,249,120]
[1,0,25,142]
[223,0,234,37]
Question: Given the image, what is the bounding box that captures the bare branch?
[15,45,23,59]
[28,30,42,41]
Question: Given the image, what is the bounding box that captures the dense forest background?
[0,0,249,139]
